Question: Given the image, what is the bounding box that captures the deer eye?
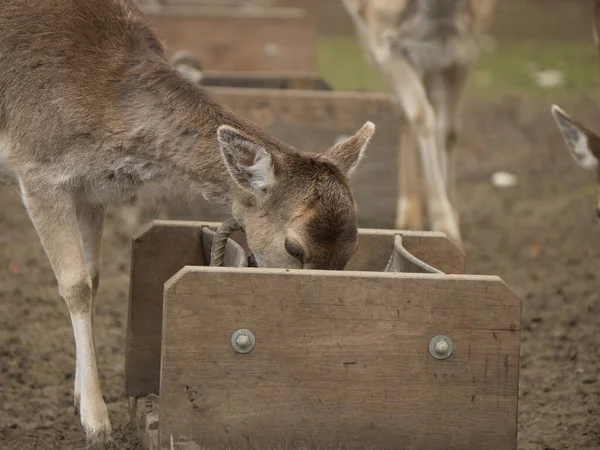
[284,237,304,263]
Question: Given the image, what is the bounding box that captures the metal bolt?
[231,329,255,354]
[434,340,449,355]
[428,335,454,360]
[236,334,250,348]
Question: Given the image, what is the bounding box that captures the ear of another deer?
[218,125,274,195]
[551,105,600,171]
[325,121,375,177]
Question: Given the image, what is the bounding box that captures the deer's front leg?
[427,65,472,224]
[20,181,112,448]
[74,198,106,417]
[384,57,463,248]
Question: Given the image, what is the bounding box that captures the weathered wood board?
[159,267,521,449]
[141,5,316,73]
[125,221,466,398]
[200,71,331,91]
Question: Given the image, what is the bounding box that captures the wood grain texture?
[160,267,521,449]
[141,5,316,73]
[126,221,465,398]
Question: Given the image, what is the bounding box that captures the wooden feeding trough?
[126,220,521,450]
[140,4,316,73]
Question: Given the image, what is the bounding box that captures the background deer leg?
[427,65,471,224]
[383,57,462,247]
[19,181,112,447]
[396,117,423,230]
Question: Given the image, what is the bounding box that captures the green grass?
[317,37,386,93]
[317,37,600,98]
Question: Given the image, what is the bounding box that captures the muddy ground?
[2,94,600,450]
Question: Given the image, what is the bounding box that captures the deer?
[114,50,206,235]
[340,0,497,248]
[0,0,375,447]
[551,0,600,220]
[552,106,600,219]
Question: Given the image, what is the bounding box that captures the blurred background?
[280,0,599,96]
[1,1,600,449]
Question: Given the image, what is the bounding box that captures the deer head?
[217,121,375,269]
[551,105,600,220]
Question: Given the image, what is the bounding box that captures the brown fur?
[0,0,375,445]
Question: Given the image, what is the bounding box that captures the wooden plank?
[200,71,331,91]
[125,222,207,397]
[126,220,248,397]
[142,5,316,73]
[138,0,277,6]
[159,267,521,449]
[126,220,465,398]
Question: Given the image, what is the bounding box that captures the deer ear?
[218,125,274,195]
[325,121,375,177]
[551,105,600,171]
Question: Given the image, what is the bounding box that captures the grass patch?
[317,37,600,98]
[317,37,386,93]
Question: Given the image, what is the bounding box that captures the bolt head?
[231,328,255,354]
[434,340,449,355]
[236,334,250,348]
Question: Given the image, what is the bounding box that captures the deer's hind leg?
[19,179,112,448]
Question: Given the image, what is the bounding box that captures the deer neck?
[118,59,272,208]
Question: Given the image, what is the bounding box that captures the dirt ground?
[1,94,600,450]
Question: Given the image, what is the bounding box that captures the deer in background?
[340,0,497,247]
[551,0,600,219]
[0,0,374,447]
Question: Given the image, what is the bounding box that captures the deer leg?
[74,198,106,417]
[427,65,471,223]
[396,117,423,230]
[383,58,462,247]
[19,181,112,448]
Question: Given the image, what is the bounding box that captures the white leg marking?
[19,181,112,446]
